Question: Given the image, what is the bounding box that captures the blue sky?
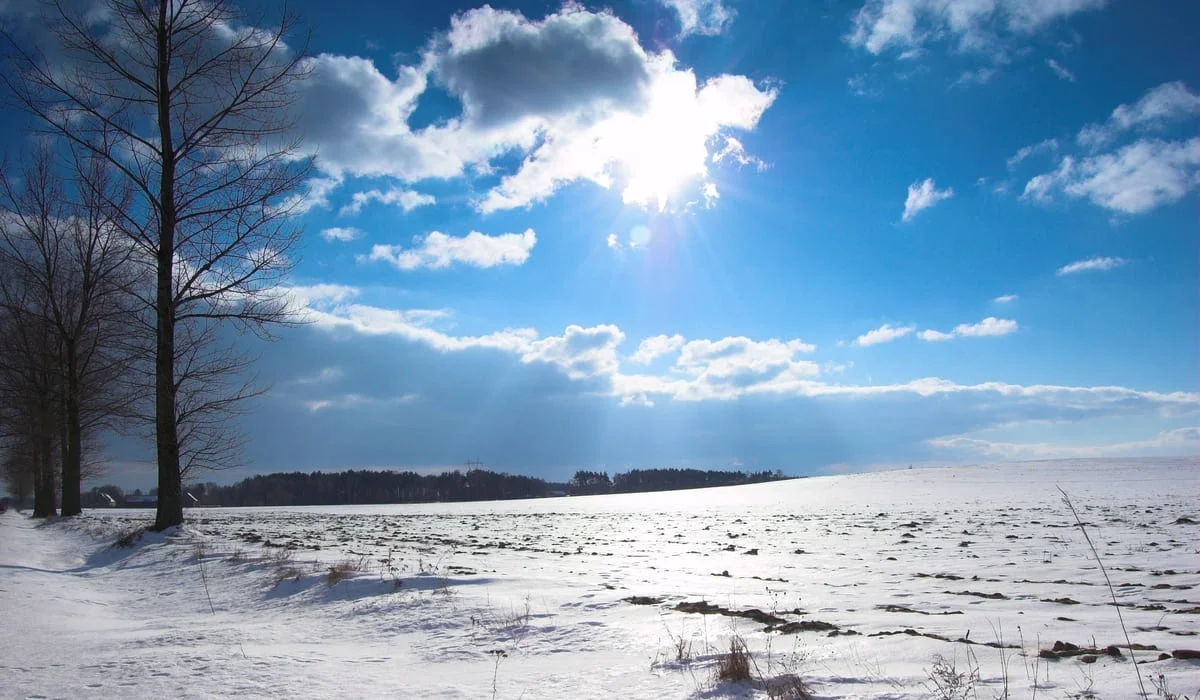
[6,0,1199,485]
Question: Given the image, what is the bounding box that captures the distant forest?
[79,467,791,508]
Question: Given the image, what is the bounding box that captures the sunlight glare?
[607,71,714,211]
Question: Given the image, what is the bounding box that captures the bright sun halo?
[608,73,714,211]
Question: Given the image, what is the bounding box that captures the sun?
[608,72,715,211]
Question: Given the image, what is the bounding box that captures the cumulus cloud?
[289,289,1200,430]
[1021,84,1200,214]
[855,323,914,346]
[279,176,343,215]
[902,178,954,222]
[993,294,1018,304]
[1056,256,1125,275]
[657,0,736,37]
[630,334,686,364]
[627,336,819,401]
[339,188,435,216]
[478,68,777,213]
[287,5,776,214]
[362,229,536,270]
[1077,81,1200,149]
[429,6,653,129]
[919,317,1018,341]
[1025,138,1200,214]
[320,227,362,243]
[285,283,360,308]
[522,324,626,379]
[847,0,1106,56]
[712,136,767,170]
[291,54,444,181]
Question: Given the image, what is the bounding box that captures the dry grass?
[715,636,752,683]
[326,556,369,586]
[111,525,147,549]
[1150,672,1196,700]
[266,546,302,587]
[766,673,814,700]
[923,653,978,700]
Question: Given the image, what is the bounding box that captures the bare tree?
[0,146,139,516]
[0,255,61,517]
[4,0,311,529]
[1,443,35,508]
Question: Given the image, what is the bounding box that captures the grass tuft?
[922,653,978,700]
[715,636,752,683]
[112,525,147,549]
[326,556,369,586]
[766,673,814,700]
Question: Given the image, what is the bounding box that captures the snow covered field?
[2,458,1197,699]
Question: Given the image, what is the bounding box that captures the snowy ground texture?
[2,458,1198,699]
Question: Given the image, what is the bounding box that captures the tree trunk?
[32,429,56,518]
[60,343,82,516]
[152,0,182,532]
[153,283,182,529]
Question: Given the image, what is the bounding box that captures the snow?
[1,457,1197,699]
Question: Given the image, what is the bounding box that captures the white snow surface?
[1,457,1198,699]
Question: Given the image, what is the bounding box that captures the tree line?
[570,468,790,495]
[70,467,791,508]
[0,0,308,528]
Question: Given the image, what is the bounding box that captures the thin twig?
[1057,486,1146,698]
[195,539,248,660]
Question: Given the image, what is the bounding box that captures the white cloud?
[290,6,776,215]
[917,329,954,342]
[363,229,536,270]
[1046,58,1076,82]
[618,393,655,408]
[657,0,735,37]
[955,317,1019,337]
[606,233,621,249]
[1056,256,1125,275]
[320,227,362,242]
[1086,140,1200,214]
[339,188,435,216]
[1024,84,1200,215]
[919,317,1018,341]
[291,366,345,385]
[664,337,818,400]
[848,0,1107,56]
[304,392,418,413]
[993,294,1018,304]
[712,136,767,170]
[291,54,445,181]
[293,289,1200,421]
[279,175,343,216]
[630,334,686,364]
[928,426,1200,459]
[953,66,997,87]
[1077,81,1200,149]
[902,177,954,222]
[1006,138,1058,170]
[478,68,777,213]
[522,324,626,379]
[285,283,360,308]
[855,323,914,346]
